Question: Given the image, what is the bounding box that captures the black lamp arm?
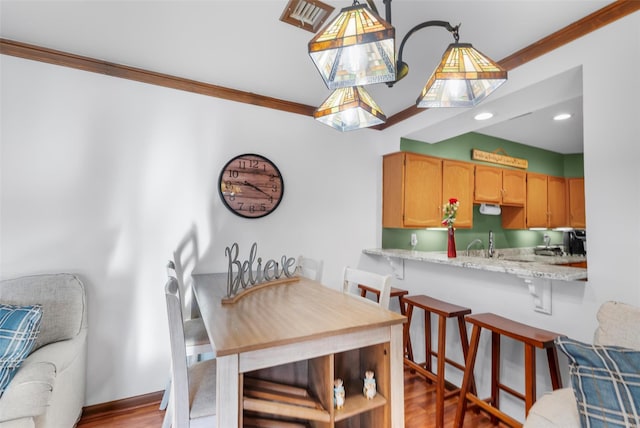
[397,20,459,66]
[385,20,459,87]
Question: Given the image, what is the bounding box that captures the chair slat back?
[342,267,392,309]
[173,226,200,320]
[297,255,324,282]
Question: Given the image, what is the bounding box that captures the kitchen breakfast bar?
[363,248,587,315]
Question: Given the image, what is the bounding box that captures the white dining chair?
[296,255,324,282]
[162,260,214,427]
[161,228,212,426]
[342,266,392,310]
[167,260,212,358]
[165,276,217,428]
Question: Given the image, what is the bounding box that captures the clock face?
[218,154,284,218]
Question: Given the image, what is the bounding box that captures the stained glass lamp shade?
[314,86,386,131]
[417,43,507,108]
[308,3,395,90]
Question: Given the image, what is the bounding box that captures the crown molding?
[1,1,638,128]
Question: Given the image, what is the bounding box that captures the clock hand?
[243,181,271,198]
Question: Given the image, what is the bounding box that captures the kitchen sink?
[534,246,563,256]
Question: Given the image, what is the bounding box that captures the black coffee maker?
[564,230,587,255]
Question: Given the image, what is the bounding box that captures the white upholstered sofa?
[0,273,88,428]
[524,301,640,428]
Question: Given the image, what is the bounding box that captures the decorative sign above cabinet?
[472,149,528,169]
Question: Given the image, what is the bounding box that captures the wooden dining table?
[192,273,406,427]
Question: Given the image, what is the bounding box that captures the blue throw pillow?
[0,304,43,397]
[555,336,640,428]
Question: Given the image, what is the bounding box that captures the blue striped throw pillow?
[556,336,640,427]
[0,304,43,397]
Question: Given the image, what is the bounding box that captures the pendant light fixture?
[308,1,395,89]
[392,20,507,107]
[413,31,506,107]
[309,1,507,131]
[313,86,386,132]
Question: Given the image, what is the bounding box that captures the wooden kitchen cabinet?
[526,173,548,227]
[383,152,442,228]
[502,169,527,205]
[526,173,567,228]
[568,177,586,228]
[474,165,526,206]
[547,175,567,228]
[443,160,474,228]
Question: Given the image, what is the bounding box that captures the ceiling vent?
[280,0,335,33]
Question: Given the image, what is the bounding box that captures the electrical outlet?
[410,233,418,247]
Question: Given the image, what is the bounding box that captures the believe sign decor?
[223,242,298,303]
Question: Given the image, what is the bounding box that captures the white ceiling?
[1,0,610,153]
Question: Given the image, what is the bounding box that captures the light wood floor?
[77,369,509,427]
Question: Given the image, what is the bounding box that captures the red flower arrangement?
[442,198,459,228]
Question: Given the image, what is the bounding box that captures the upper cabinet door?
[382,152,405,228]
[501,169,526,206]
[474,165,502,204]
[547,176,567,228]
[526,173,549,227]
[404,154,442,228]
[382,152,443,228]
[568,178,586,228]
[443,160,474,228]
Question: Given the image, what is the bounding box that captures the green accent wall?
[563,154,584,177]
[382,133,583,252]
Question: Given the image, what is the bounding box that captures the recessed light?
[474,112,493,121]
[553,113,572,121]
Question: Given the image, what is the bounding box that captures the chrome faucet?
[488,230,495,258]
[465,239,484,256]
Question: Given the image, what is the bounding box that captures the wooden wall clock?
[218,154,284,218]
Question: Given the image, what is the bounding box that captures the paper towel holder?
[479,203,501,215]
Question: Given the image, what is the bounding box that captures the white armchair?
[0,273,87,428]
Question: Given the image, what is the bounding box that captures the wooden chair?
[342,267,392,309]
[296,255,324,282]
[403,295,475,428]
[164,276,217,427]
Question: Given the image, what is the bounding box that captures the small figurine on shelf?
[334,378,345,409]
[363,370,377,399]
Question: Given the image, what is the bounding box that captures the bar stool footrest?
[465,393,523,428]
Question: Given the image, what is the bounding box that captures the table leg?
[216,354,240,428]
[390,323,406,428]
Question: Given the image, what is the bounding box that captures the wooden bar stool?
[453,313,563,428]
[403,295,474,428]
[358,284,414,359]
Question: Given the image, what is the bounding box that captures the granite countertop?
[363,247,587,282]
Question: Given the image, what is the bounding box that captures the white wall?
[1,11,638,416]
[0,55,390,404]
